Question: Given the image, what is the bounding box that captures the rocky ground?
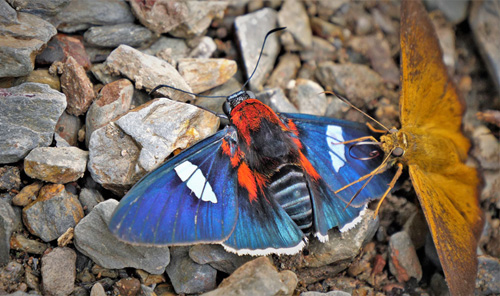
[0,0,499,295]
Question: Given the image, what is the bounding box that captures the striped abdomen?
[268,164,313,235]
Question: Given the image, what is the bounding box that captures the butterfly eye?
[392,147,405,157]
[389,128,398,133]
[246,91,256,99]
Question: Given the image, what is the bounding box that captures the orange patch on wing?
[299,151,320,180]
[237,162,258,202]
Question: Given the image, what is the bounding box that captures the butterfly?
[336,1,483,295]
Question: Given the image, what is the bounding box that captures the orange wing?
[409,165,482,296]
[400,0,469,158]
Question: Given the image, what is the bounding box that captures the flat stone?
[167,247,217,294]
[78,188,104,214]
[141,36,189,66]
[36,34,91,70]
[13,69,61,91]
[24,147,88,184]
[189,244,253,274]
[201,257,297,296]
[22,184,84,242]
[388,231,422,283]
[188,36,217,59]
[74,199,170,275]
[235,8,280,91]
[288,79,327,116]
[12,182,43,207]
[55,111,82,147]
[0,82,66,164]
[310,17,344,42]
[41,247,76,296]
[84,23,154,48]
[85,78,133,146]
[277,0,312,48]
[10,233,49,255]
[0,166,20,191]
[266,53,301,90]
[49,0,135,33]
[0,12,56,77]
[299,36,337,64]
[0,0,18,25]
[256,88,298,113]
[128,0,189,34]
[169,1,228,38]
[59,56,95,116]
[6,0,71,18]
[105,44,194,102]
[0,199,16,265]
[178,58,237,93]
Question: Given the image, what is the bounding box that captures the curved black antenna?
[149,84,227,99]
[348,141,381,160]
[241,27,286,90]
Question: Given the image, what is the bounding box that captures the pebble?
[300,36,337,64]
[469,0,500,94]
[0,166,20,191]
[169,1,228,38]
[0,199,16,265]
[49,0,135,33]
[12,182,43,206]
[0,261,24,292]
[59,56,95,116]
[166,246,217,294]
[41,247,77,296]
[310,17,344,42]
[135,269,166,286]
[472,125,500,170]
[266,53,301,90]
[113,277,141,296]
[178,58,237,93]
[288,79,327,116]
[141,36,190,66]
[429,273,449,296]
[22,184,84,242]
[105,44,194,102]
[277,0,312,48]
[371,8,397,35]
[55,111,82,147]
[90,282,106,296]
[235,8,280,91]
[0,82,66,164]
[36,34,91,70]
[189,244,254,274]
[0,12,56,77]
[388,231,422,283]
[425,0,469,24]
[9,233,49,255]
[315,62,385,107]
[79,188,104,214]
[84,23,154,48]
[24,147,88,183]
[85,78,134,146]
[13,69,61,91]
[201,257,297,296]
[476,255,500,295]
[73,199,170,274]
[0,0,18,25]
[8,0,70,19]
[188,36,217,59]
[256,88,298,113]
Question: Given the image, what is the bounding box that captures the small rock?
[10,233,49,255]
[113,277,141,296]
[85,78,134,146]
[0,82,66,164]
[55,111,82,147]
[84,23,154,48]
[310,17,344,42]
[476,255,500,295]
[196,77,241,114]
[188,36,217,58]
[169,1,228,38]
[388,231,422,283]
[22,184,84,242]
[371,8,397,35]
[91,265,118,279]
[201,257,297,296]
[0,0,18,25]
[0,12,56,77]
[13,69,61,91]
[235,8,280,91]
[0,199,16,265]
[0,166,21,191]
[74,199,170,274]
[36,34,91,70]
[49,0,135,33]
[277,0,312,48]
[166,247,217,294]
[90,282,106,296]
[24,147,88,184]
[7,0,72,19]
[12,182,43,207]
[189,244,253,274]
[60,56,95,116]
[355,13,374,36]
[79,188,104,214]
[0,261,24,292]
[266,53,301,90]
[472,125,500,170]
[41,247,77,296]
[425,0,469,24]
[300,36,337,64]
[135,270,166,286]
[316,62,385,107]
[256,88,298,113]
[178,58,237,93]
[105,44,194,102]
[141,36,190,66]
[288,79,327,116]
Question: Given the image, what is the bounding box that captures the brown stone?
[60,56,95,116]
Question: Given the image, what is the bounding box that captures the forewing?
[109,128,238,245]
[409,164,482,296]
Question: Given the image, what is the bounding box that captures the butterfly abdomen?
[268,164,313,235]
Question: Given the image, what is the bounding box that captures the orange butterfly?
[336,0,483,295]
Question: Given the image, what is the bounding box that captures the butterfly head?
[381,128,408,163]
[223,90,256,116]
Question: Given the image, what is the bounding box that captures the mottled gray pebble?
[0,199,16,265]
[84,23,154,48]
[288,79,327,116]
[257,88,298,113]
[41,247,76,296]
[189,244,253,274]
[389,231,422,282]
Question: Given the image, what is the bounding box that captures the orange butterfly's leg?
[366,122,387,134]
[332,135,379,146]
[373,162,404,217]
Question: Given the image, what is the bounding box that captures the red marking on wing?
[221,139,231,156]
[238,162,258,202]
[299,150,320,180]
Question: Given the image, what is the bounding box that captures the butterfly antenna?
[241,27,286,90]
[325,90,390,132]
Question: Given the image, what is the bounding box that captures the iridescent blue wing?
[282,113,393,238]
[109,127,238,245]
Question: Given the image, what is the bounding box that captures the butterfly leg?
[366,122,388,134]
[332,135,379,146]
[373,162,404,217]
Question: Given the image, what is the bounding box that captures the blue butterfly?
[108,89,394,256]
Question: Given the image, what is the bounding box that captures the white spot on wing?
[326,125,346,172]
[174,161,218,204]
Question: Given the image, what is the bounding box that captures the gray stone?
[141,36,189,66]
[299,36,337,64]
[6,0,71,18]
[84,23,154,48]
[472,125,500,170]
[167,247,217,294]
[389,231,422,282]
[56,111,82,147]
[188,36,217,59]
[105,45,194,102]
[178,58,237,93]
[0,0,18,25]
[0,82,66,164]
[10,233,49,255]
[0,166,20,191]
[41,247,76,296]
[23,184,84,242]
[278,0,312,48]
[201,257,297,296]
[196,77,242,115]
[24,147,88,184]
[128,0,189,34]
[288,79,327,116]
[79,188,104,214]
[169,1,228,38]
[0,12,56,77]
[90,63,120,85]
[257,88,298,113]
[0,199,15,265]
[235,8,280,91]
[0,262,24,291]
[189,244,253,274]
[266,53,301,90]
[74,199,170,275]
[425,0,469,24]
[476,255,500,295]
[49,0,135,33]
